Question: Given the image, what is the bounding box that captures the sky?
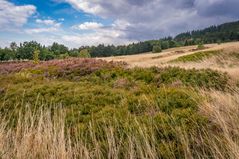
[0,0,238,48]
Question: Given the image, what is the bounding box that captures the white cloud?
[24,18,62,34]
[1,0,238,48]
[36,19,61,27]
[62,32,134,47]
[25,27,59,34]
[0,0,36,30]
[37,0,236,47]
[72,22,103,30]
[63,0,105,15]
[62,20,136,47]
[62,0,238,41]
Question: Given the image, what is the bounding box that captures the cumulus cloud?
[25,27,59,34]
[195,0,239,17]
[72,22,103,30]
[62,30,134,47]
[0,0,36,30]
[63,20,135,47]
[36,19,61,27]
[63,0,238,41]
[1,0,238,48]
[63,0,105,15]
[25,18,61,34]
[60,19,136,47]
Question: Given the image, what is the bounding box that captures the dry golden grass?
[101,42,239,80]
[197,90,239,159]
[1,89,239,159]
[100,43,221,66]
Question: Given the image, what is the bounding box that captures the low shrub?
[0,59,235,158]
[171,50,222,62]
[0,58,126,77]
[156,87,198,114]
[156,67,229,90]
[197,43,205,50]
[152,45,162,53]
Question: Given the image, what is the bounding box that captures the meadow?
[0,48,239,158]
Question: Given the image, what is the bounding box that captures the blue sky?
[0,0,238,48]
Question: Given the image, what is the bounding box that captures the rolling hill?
[1,41,239,158]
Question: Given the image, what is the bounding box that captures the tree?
[0,48,16,61]
[50,42,69,56]
[79,49,91,58]
[58,53,69,59]
[33,49,40,64]
[44,51,55,60]
[69,49,80,57]
[10,42,18,52]
[152,45,162,53]
[40,47,54,60]
[161,41,170,49]
[16,41,41,60]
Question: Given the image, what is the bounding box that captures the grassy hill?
[1,42,239,158]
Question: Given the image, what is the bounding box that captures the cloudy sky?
[0,0,238,48]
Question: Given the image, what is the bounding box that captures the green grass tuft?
[171,50,222,63]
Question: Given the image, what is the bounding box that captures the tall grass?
[0,89,239,158]
[197,90,239,158]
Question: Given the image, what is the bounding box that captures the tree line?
[1,20,239,61]
[175,21,239,45]
[0,42,91,61]
[0,39,179,61]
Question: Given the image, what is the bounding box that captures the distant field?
[101,41,239,80]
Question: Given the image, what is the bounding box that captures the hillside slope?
[1,42,239,158]
[102,42,239,79]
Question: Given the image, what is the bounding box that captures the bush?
[152,45,162,53]
[156,67,229,90]
[79,49,91,58]
[127,96,149,115]
[156,88,198,114]
[58,53,69,59]
[197,43,205,50]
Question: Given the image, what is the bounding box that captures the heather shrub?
[0,58,125,76]
[156,67,229,90]
[130,67,156,83]
[0,58,236,158]
[113,78,135,89]
[0,61,35,74]
[156,87,198,114]
[1,59,229,91]
[127,95,150,115]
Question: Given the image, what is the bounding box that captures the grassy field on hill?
[1,42,239,159]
